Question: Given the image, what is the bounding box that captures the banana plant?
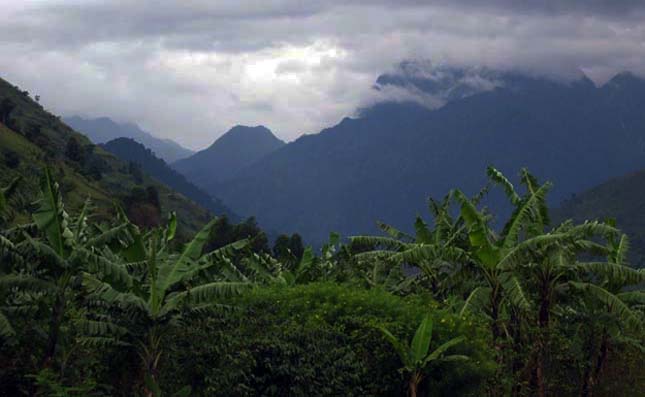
[456,169,618,334]
[83,210,250,396]
[234,232,344,286]
[7,169,130,367]
[458,168,629,397]
[568,232,644,397]
[350,190,471,297]
[377,316,468,397]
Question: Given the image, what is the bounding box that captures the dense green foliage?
[161,284,491,396]
[0,164,643,396]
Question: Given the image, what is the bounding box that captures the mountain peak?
[231,124,271,132]
[221,125,279,140]
[173,125,285,187]
[204,125,284,152]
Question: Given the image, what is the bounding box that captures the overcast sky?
[1,1,644,150]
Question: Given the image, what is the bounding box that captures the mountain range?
[184,66,645,244]
[63,116,194,163]
[8,64,645,251]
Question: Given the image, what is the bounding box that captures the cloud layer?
[1,0,643,149]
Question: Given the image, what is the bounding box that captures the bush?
[3,150,20,169]
[161,283,493,396]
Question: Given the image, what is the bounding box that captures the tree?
[25,122,42,139]
[65,137,84,163]
[273,233,305,265]
[2,169,131,368]
[83,211,250,396]
[377,315,468,397]
[145,186,161,210]
[128,161,144,184]
[569,233,644,397]
[350,189,473,298]
[3,150,20,169]
[353,167,632,395]
[205,216,270,255]
[0,98,15,125]
[456,168,639,397]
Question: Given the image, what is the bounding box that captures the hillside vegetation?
[0,77,210,236]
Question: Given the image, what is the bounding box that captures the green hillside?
[0,77,210,235]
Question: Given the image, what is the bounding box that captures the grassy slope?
[0,77,210,235]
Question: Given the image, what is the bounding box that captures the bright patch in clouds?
[0,1,643,149]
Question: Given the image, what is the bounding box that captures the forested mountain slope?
[215,69,645,244]
[0,77,210,235]
[556,170,645,267]
[101,137,238,221]
[173,125,285,188]
[64,116,194,163]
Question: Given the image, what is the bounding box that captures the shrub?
[161,283,493,396]
[3,150,20,169]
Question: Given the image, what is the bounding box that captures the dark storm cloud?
[4,1,644,51]
[0,1,643,149]
[390,0,645,16]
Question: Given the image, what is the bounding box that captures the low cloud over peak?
[1,1,643,149]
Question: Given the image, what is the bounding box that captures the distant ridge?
[101,137,238,221]
[64,116,194,163]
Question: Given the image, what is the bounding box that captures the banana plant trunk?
[408,371,423,397]
[580,331,609,397]
[141,327,163,397]
[490,287,502,343]
[41,290,66,368]
[534,284,551,397]
[509,309,526,397]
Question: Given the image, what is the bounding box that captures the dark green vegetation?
[1,163,642,396]
[0,77,214,236]
[64,116,194,163]
[173,125,285,189]
[205,68,645,245]
[100,137,237,221]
